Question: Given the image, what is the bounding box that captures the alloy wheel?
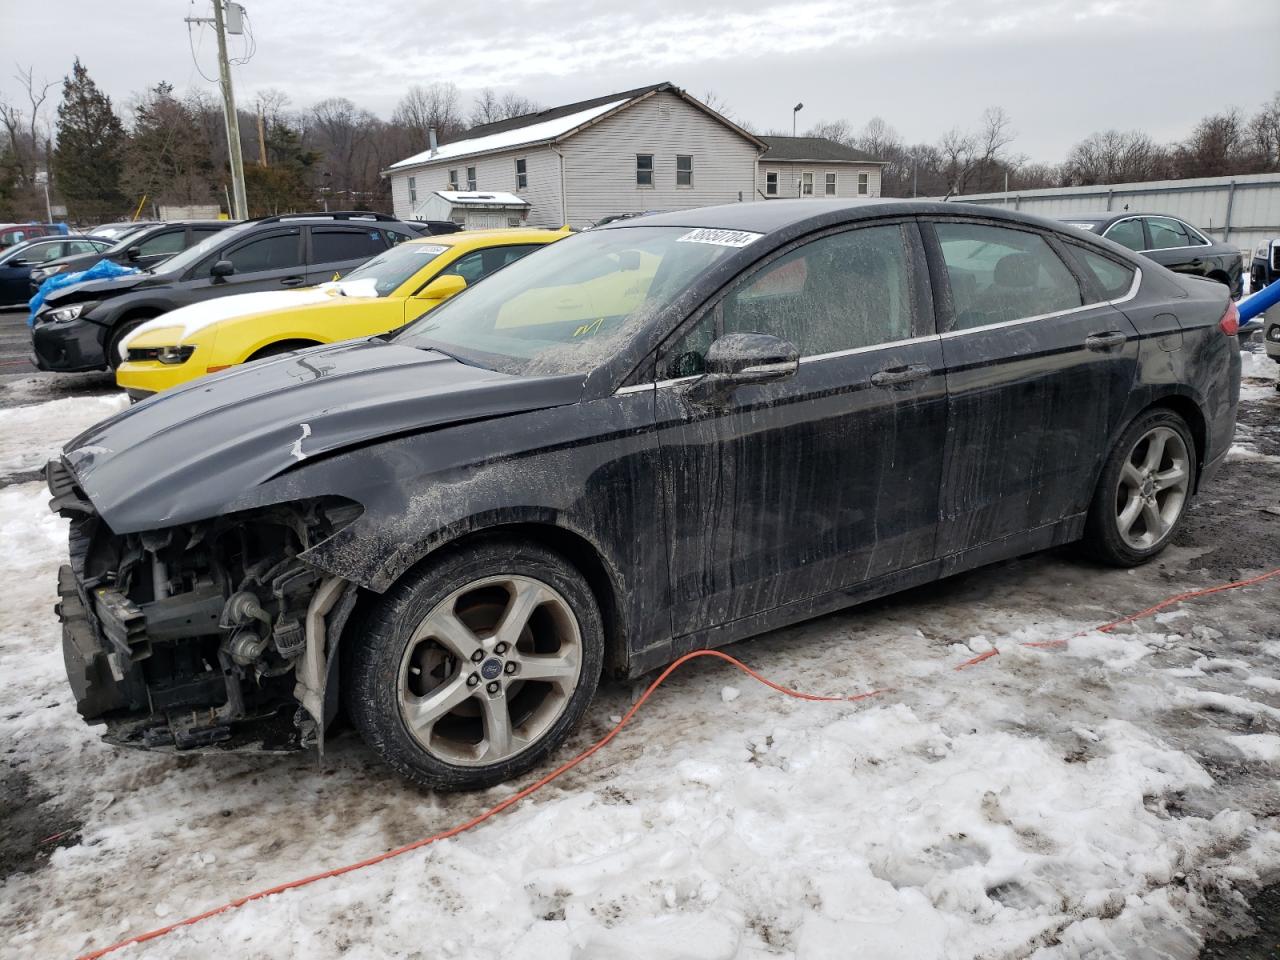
[396,575,583,766]
[1114,425,1190,551]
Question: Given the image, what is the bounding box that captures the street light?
[792,102,804,137]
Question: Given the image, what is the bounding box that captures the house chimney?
[428,128,438,157]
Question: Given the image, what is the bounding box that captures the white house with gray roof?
[755,136,886,200]
[385,82,765,229]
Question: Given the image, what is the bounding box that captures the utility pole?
[257,107,268,166]
[211,1,247,219]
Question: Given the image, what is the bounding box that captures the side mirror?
[9,258,32,267]
[415,273,467,301]
[684,332,799,404]
[126,246,142,262]
[211,259,234,279]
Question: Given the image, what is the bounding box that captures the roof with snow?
[759,136,885,165]
[434,191,529,207]
[386,82,764,173]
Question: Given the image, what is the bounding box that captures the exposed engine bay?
[49,458,360,752]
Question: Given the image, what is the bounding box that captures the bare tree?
[1249,92,1280,169]
[804,118,853,144]
[393,82,464,151]
[0,64,56,186]
[1065,129,1167,185]
[470,88,540,127]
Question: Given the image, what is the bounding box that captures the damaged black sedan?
[49,200,1240,790]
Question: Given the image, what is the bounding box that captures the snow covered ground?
[2,364,1278,960]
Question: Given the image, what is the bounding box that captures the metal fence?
[945,172,1280,254]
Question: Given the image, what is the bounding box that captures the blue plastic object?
[1239,278,1280,324]
[28,258,139,324]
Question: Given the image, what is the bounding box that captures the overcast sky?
[2,0,1277,160]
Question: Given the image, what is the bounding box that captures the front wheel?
[1081,409,1197,566]
[346,540,604,791]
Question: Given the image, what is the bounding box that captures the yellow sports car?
[116,228,566,398]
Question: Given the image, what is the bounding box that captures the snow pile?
[1,392,1278,959]
[0,393,128,477]
[1240,347,1275,383]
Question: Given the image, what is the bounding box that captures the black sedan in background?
[50,200,1239,790]
[1060,212,1243,297]
[0,235,111,307]
[28,219,234,290]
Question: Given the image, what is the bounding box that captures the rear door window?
[310,227,387,265]
[221,230,303,274]
[1102,218,1145,251]
[135,230,187,257]
[1146,217,1191,250]
[932,221,1083,330]
[64,240,102,256]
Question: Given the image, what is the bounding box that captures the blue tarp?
[28,259,139,324]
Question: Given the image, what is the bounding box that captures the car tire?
[106,317,152,370]
[1081,408,1197,567]
[346,539,604,791]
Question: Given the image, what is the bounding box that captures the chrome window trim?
[614,261,1142,395]
[798,333,937,364]
[939,265,1142,339]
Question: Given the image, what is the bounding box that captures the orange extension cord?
[76,565,1280,960]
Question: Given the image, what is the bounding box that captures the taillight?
[1219,300,1239,336]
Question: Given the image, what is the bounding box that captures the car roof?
[409,227,566,249]
[599,198,1076,236]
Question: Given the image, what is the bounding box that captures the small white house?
[385,82,765,229]
[756,137,886,200]
[418,190,530,229]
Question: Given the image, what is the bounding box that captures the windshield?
[159,222,251,275]
[396,226,747,375]
[340,240,450,297]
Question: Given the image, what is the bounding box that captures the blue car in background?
[0,235,111,308]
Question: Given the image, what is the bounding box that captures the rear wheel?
[1082,409,1196,566]
[346,540,604,790]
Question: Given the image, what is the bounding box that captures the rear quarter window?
[1066,244,1137,300]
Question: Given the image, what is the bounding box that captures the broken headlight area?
[49,460,362,752]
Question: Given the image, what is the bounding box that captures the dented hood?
[62,338,584,533]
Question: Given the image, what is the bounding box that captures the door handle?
[280,276,306,287]
[870,363,930,387]
[1085,331,1126,351]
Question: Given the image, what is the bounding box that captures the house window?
[858,172,869,196]
[801,172,814,196]
[408,176,417,203]
[676,155,693,187]
[507,216,522,227]
[636,154,653,187]
[466,166,477,191]
[765,171,778,196]
[825,172,836,196]
[448,169,458,190]
[515,158,527,190]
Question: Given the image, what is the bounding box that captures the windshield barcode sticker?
[415,245,449,255]
[676,229,762,248]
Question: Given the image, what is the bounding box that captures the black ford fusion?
[49,199,1240,790]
